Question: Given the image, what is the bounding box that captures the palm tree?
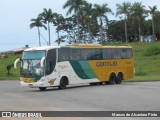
[39,8,53,45]
[116,2,131,43]
[131,2,148,42]
[52,13,65,45]
[82,2,93,43]
[63,0,86,43]
[93,3,112,44]
[148,5,158,40]
[30,16,47,46]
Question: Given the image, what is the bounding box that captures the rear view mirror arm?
[14,58,20,69]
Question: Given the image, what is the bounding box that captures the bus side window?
[121,49,127,59]
[46,61,53,75]
[112,48,121,59]
[81,49,92,60]
[58,48,69,62]
[103,48,112,60]
[46,49,56,75]
[126,48,132,58]
[91,49,103,60]
[70,48,80,60]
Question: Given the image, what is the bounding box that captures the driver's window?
[45,49,56,75]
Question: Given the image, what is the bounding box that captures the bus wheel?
[58,77,68,89]
[90,82,102,86]
[116,73,123,84]
[108,73,116,84]
[89,83,95,86]
[39,87,46,91]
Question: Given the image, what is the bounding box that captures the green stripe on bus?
[79,61,97,79]
[69,61,97,79]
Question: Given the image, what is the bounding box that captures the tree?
[30,16,47,46]
[116,2,131,43]
[131,2,148,42]
[154,12,160,40]
[81,2,93,43]
[63,0,86,43]
[39,8,53,45]
[148,5,158,40]
[108,20,125,42]
[143,19,152,35]
[93,3,112,44]
[52,13,65,45]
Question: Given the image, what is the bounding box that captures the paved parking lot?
[0,80,160,119]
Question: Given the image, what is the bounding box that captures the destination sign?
[96,61,117,67]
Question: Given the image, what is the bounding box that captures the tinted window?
[126,48,132,58]
[103,48,112,59]
[121,48,127,59]
[81,49,92,60]
[91,49,103,60]
[58,48,69,62]
[70,48,80,60]
[46,49,56,75]
[112,48,121,59]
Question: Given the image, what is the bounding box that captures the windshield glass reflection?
[21,59,44,77]
[22,51,46,59]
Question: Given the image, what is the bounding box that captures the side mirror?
[40,57,46,67]
[14,58,20,69]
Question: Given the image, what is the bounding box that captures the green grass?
[128,76,160,82]
[0,54,20,80]
[105,42,160,81]
[1,42,160,81]
[129,42,160,76]
[127,42,160,81]
[143,45,160,56]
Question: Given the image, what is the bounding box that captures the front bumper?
[20,81,46,88]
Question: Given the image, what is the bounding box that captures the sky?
[0,0,159,52]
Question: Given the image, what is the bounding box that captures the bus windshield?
[21,50,46,78]
[21,59,44,77]
[22,50,46,59]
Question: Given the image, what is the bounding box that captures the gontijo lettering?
[96,61,117,67]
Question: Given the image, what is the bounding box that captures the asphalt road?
[0,80,160,120]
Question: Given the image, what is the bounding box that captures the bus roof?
[24,46,60,51]
[65,44,132,48]
[24,44,132,52]
[65,44,102,47]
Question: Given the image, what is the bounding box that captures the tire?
[108,73,116,84]
[115,73,123,84]
[39,87,46,91]
[89,83,95,86]
[58,77,68,89]
[90,82,102,86]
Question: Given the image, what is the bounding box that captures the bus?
[14,44,134,91]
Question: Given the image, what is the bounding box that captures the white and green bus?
[14,44,134,91]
